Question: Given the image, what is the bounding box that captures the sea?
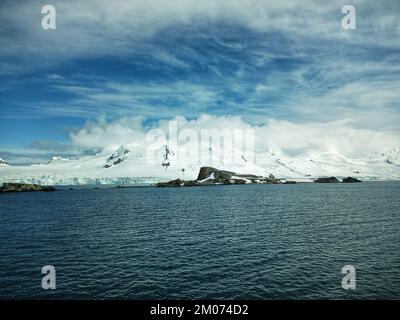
[0,182,399,299]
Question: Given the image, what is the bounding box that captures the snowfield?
[0,145,399,185]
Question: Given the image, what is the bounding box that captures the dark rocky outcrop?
[314,176,362,183]
[223,178,246,185]
[342,177,362,183]
[157,179,200,187]
[196,166,277,184]
[103,145,130,168]
[0,183,56,193]
[157,167,285,187]
[197,167,236,182]
[314,177,340,183]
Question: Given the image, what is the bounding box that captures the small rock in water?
[157,179,201,187]
[0,182,55,193]
[314,177,340,183]
[342,177,362,183]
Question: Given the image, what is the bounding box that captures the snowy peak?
[104,145,130,168]
[0,157,8,165]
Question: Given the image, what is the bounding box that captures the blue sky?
[0,0,399,163]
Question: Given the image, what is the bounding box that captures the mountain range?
[0,145,399,185]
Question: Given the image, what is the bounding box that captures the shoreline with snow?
[1,145,399,186]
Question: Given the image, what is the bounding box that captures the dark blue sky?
[0,0,399,162]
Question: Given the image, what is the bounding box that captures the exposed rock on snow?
[104,145,130,168]
[47,156,70,164]
[0,157,8,165]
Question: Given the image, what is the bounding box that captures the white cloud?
[1,0,399,75]
[70,115,147,150]
[69,114,400,158]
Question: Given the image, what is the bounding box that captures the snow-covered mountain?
[0,145,399,185]
[103,145,130,168]
[258,148,400,181]
[0,157,8,165]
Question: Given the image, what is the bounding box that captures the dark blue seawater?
[0,182,399,299]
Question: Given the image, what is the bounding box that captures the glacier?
[0,145,399,185]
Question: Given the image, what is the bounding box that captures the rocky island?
[314,176,362,183]
[342,177,362,183]
[157,168,363,187]
[314,177,340,183]
[0,182,56,193]
[157,166,296,187]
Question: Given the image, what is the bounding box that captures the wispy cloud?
[0,0,399,163]
[1,0,399,75]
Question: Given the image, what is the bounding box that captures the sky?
[0,0,399,164]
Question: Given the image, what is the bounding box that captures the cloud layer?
[0,1,399,163]
[69,114,399,159]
